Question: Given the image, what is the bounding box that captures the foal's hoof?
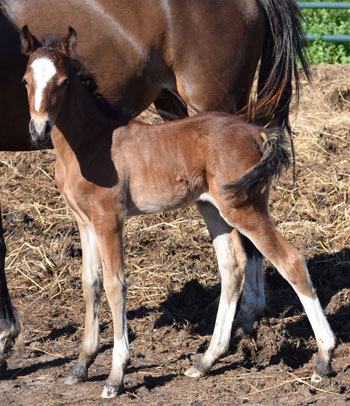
[185,361,208,378]
[101,381,122,398]
[311,356,332,383]
[64,363,87,385]
[311,372,323,384]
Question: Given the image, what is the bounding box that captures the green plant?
[301,0,350,64]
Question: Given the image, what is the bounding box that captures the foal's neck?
[53,72,120,159]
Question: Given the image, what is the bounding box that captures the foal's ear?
[60,27,77,56]
[20,25,40,55]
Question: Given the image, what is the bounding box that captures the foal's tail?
[245,0,310,134]
[223,128,290,201]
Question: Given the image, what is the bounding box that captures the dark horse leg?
[0,208,21,372]
[154,89,189,121]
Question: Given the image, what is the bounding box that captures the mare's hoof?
[0,358,7,373]
[64,374,85,385]
[184,361,208,378]
[232,318,254,336]
[64,363,87,385]
[101,381,122,398]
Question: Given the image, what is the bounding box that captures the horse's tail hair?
[243,0,310,135]
[223,128,290,201]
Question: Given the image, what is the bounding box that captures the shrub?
[301,0,350,64]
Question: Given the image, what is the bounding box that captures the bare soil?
[1,65,350,405]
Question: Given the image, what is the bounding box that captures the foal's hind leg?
[185,201,246,377]
[231,208,336,382]
[65,222,103,385]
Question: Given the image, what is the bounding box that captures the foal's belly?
[126,176,202,216]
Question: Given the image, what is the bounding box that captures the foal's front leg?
[65,222,103,384]
[94,215,129,398]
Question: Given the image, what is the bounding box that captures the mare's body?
[0,0,309,372]
[21,28,334,399]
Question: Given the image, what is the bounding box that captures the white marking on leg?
[0,330,8,353]
[185,299,237,378]
[207,299,237,361]
[297,292,336,359]
[112,333,129,370]
[206,234,239,360]
[186,233,239,377]
[101,329,129,398]
[31,57,57,112]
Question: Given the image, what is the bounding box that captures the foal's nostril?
[44,121,52,136]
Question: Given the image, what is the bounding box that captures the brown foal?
[20,27,335,398]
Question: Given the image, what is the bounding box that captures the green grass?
[301,0,350,64]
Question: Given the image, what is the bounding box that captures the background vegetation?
[301,0,350,64]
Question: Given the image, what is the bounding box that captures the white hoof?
[311,372,322,384]
[101,383,120,398]
[184,365,204,378]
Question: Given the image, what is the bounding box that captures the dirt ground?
[1,65,350,405]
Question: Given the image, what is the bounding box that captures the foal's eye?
[60,78,70,87]
[22,78,28,86]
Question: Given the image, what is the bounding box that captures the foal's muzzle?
[29,119,53,149]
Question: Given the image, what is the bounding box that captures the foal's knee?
[103,274,126,299]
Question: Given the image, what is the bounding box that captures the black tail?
[245,0,310,134]
[223,128,290,201]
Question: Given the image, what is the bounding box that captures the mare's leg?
[65,222,103,384]
[185,201,246,377]
[93,215,129,398]
[234,234,265,334]
[154,89,188,120]
[0,209,21,373]
[228,206,336,382]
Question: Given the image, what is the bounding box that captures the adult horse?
[0,0,309,373]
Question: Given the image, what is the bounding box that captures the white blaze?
[31,57,57,112]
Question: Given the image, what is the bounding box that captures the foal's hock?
[21,27,336,399]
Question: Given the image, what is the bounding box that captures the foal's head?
[20,26,77,148]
